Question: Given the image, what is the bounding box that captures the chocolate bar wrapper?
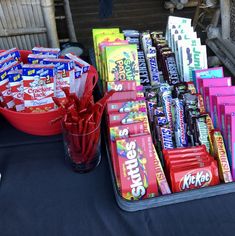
[211,130,233,183]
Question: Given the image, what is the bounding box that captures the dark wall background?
[69,0,195,47]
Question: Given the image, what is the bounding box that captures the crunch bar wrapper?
[43,58,75,103]
[22,64,56,112]
[8,70,24,112]
[211,130,233,183]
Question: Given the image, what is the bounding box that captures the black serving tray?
[102,125,235,212]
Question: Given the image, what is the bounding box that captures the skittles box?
[115,134,159,200]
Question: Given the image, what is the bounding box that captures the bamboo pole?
[40,0,59,48]
[64,0,77,42]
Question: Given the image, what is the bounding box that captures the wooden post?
[220,0,231,40]
[40,0,59,48]
[64,0,77,42]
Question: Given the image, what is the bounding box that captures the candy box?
[115,134,160,200]
[105,44,140,83]
[0,48,21,61]
[109,122,146,185]
[95,33,125,72]
[192,67,224,89]
[0,62,21,109]
[8,70,24,112]
[211,95,235,128]
[32,47,60,57]
[0,56,16,69]
[204,86,235,115]
[22,64,56,112]
[106,80,136,92]
[92,28,120,67]
[170,160,220,193]
[65,53,91,97]
[225,113,235,179]
[27,54,56,64]
[43,58,75,103]
[198,77,231,98]
[220,104,235,142]
[181,45,208,82]
[107,90,137,102]
[106,100,147,114]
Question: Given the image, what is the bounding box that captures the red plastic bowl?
[0,50,98,136]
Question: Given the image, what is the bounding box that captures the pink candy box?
[211,95,235,128]
[225,112,235,179]
[204,86,235,115]
[220,104,235,143]
[198,77,231,99]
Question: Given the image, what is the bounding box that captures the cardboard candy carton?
[22,64,56,112]
[43,58,75,104]
[8,70,24,112]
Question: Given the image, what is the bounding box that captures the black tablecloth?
[0,116,235,236]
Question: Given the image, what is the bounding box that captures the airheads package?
[220,104,235,141]
[95,33,124,71]
[8,70,24,111]
[22,64,56,112]
[32,47,60,57]
[105,44,140,83]
[181,45,208,82]
[205,86,235,117]
[0,48,21,62]
[225,113,235,179]
[65,53,91,98]
[115,134,159,200]
[43,58,75,103]
[198,77,231,98]
[212,95,235,128]
[107,100,147,114]
[193,67,224,90]
[27,54,57,64]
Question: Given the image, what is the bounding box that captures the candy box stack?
[94,16,235,211]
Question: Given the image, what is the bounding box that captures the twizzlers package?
[22,64,56,112]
